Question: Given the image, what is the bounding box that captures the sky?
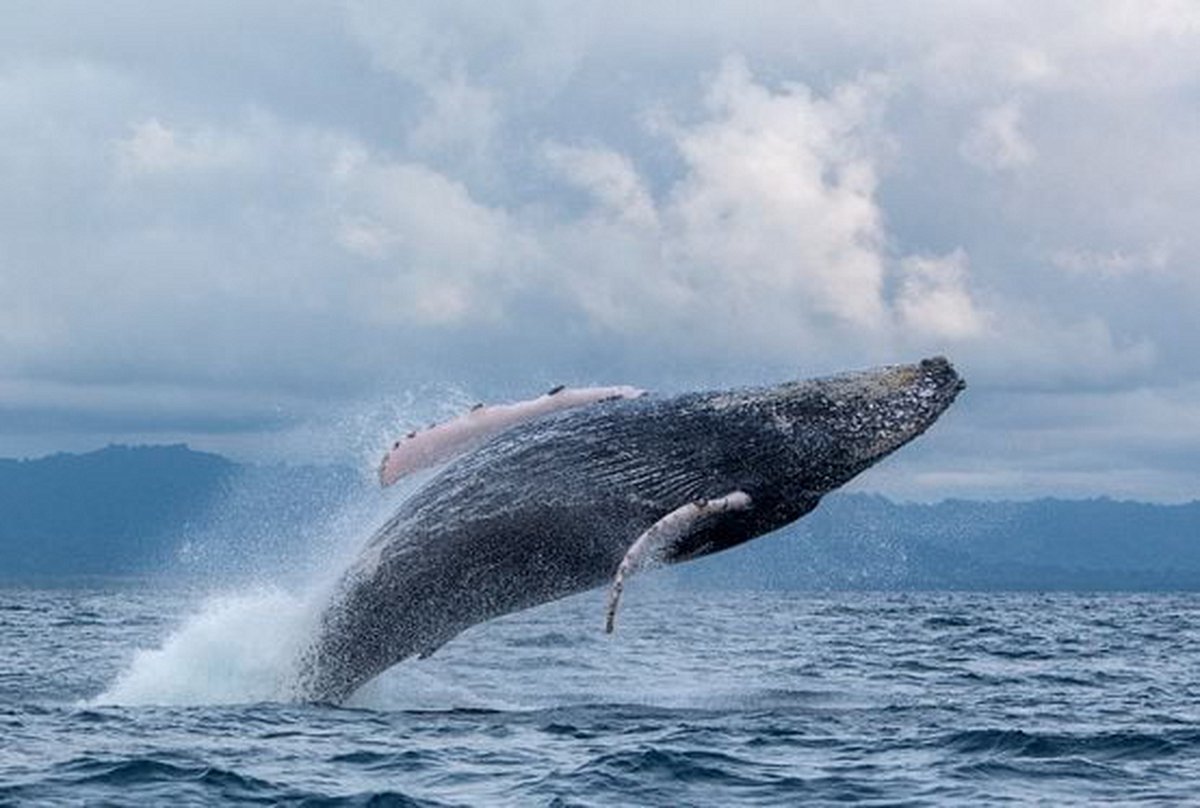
[1,1,1198,501]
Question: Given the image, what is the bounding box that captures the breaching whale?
[296,357,965,703]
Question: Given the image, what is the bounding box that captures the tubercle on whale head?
[775,355,964,495]
[705,356,964,501]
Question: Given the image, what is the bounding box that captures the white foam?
[95,587,321,706]
[93,390,468,707]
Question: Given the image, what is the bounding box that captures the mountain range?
[1,444,1198,590]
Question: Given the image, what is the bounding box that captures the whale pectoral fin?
[604,490,752,634]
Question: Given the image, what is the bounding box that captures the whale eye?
[393,441,401,449]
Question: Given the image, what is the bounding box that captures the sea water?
[2,584,1199,805]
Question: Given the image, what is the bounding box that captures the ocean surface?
[2,583,1199,806]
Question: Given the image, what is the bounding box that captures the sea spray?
[96,588,316,705]
[95,483,412,706]
[95,388,475,706]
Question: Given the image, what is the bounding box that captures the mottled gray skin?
[297,357,965,703]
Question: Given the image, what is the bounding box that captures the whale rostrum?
[297,358,965,703]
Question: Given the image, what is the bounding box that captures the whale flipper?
[605,491,753,634]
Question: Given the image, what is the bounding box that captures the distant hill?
[682,494,1200,591]
[0,445,359,580]
[1,445,1199,589]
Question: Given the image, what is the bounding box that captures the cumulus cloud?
[896,251,986,339]
[539,61,895,351]
[661,60,890,331]
[540,60,997,361]
[329,147,533,325]
[544,144,658,230]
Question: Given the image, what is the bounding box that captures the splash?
[94,388,476,707]
[96,588,317,706]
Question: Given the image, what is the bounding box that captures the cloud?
[959,101,1035,172]
[330,147,534,326]
[115,118,249,176]
[545,144,658,230]
[344,0,587,117]
[865,381,1200,502]
[0,1,1198,502]
[896,251,986,339]
[405,75,499,168]
[662,60,891,331]
[972,311,1157,390]
[1050,244,1173,278]
[540,60,998,364]
[540,60,896,353]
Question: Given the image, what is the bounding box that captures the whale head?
[772,355,964,491]
[659,356,965,559]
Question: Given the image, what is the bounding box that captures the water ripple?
[4,588,1200,805]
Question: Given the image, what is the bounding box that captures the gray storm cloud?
[0,0,1197,500]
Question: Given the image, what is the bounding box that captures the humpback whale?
[297,357,964,703]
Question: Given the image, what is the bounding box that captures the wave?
[941,727,1197,761]
[25,754,446,807]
